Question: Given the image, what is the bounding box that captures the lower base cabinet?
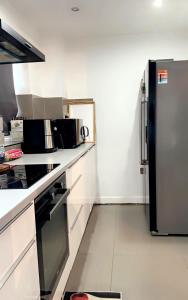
[0,146,96,300]
[0,241,40,300]
[52,146,97,300]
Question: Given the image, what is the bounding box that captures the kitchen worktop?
[0,143,95,232]
[4,136,23,147]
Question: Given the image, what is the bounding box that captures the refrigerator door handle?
[141,101,147,165]
[145,101,148,164]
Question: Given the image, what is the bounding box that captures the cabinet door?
[67,173,85,231]
[52,147,97,300]
[0,241,40,300]
[0,203,35,282]
[69,204,85,257]
[83,147,97,209]
[66,157,84,189]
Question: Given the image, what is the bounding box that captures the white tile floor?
[66,205,188,300]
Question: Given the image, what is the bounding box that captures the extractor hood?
[0,19,45,64]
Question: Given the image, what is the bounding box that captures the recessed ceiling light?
[71,7,80,12]
[153,0,163,7]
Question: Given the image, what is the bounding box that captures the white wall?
[64,32,188,203]
[29,35,67,97]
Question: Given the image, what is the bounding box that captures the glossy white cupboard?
[53,146,97,300]
[0,203,40,300]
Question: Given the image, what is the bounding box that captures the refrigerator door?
[156,60,188,234]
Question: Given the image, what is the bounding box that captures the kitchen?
[1,1,188,300]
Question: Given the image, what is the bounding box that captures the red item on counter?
[5,149,23,161]
[71,294,89,300]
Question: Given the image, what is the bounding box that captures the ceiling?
[2,0,188,38]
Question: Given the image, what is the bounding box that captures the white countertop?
[0,143,95,232]
[4,136,23,147]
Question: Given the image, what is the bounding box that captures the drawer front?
[82,147,97,206]
[0,203,36,281]
[0,241,40,300]
[66,156,84,189]
[69,203,92,258]
[69,204,85,258]
[67,174,85,230]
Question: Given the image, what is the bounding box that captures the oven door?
[35,187,70,299]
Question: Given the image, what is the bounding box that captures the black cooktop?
[0,164,59,189]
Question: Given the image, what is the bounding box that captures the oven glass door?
[36,188,69,297]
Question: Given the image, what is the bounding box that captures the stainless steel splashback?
[16,94,39,119]
[17,95,65,119]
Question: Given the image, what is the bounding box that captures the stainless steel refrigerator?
[140,59,188,235]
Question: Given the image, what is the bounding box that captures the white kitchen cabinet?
[66,156,83,189]
[67,146,97,234]
[82,146,97,211]
[53,146,97,300]
[68,146,97,269]
[0,202,40,300]
[67,174,84,231]
[69,204,85,258]
[0,203,36,283]
[0,241,40,300]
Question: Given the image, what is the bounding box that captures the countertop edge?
[0,143,95,232]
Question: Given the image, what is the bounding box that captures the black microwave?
[53,119,89,149]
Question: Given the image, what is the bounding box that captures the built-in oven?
[35,172,70,300]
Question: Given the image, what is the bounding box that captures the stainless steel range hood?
[0,19,45,64]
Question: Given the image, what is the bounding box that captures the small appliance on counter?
[22,119,57,154]
[53,118,89,149]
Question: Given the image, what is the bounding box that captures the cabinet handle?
[0,238,36,289]
[70,204,84,231]
[70,174,82,191]
[0,202,33,235]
